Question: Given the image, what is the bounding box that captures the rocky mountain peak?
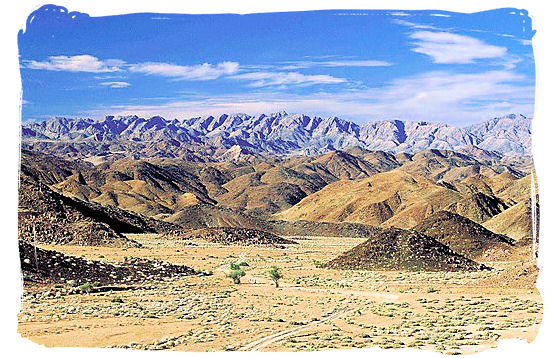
[21,112,532,159]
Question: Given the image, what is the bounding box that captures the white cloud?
[393,19,438,30]
[279,60,392,70]
[334,13,370,16]
[25,55,123,72]
[519,39,532,46]
[23,56,351,88]
[90,70,533,126]
[128,61,239,80]
[355,70,532,117]
[495,56,523,70]
[100,81,131,88]
[410,31,508,64]
[230,71,346,87]
[94,75,127,80]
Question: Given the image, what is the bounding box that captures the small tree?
[268,266,283,288]
[227,262,246,284]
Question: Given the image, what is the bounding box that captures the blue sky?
[18,5,535,126]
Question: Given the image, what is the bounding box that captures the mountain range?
[22,112,532,160]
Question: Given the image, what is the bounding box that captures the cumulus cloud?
[128,61,239,80]
[410,31,508,64]
[25,55,124,72]
[100,81,131,88]
[230,71,346,87]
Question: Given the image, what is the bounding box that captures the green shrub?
[312,259,324,268]
[227,268,246,284]
[268,266,283,288]
[78,282,93,294]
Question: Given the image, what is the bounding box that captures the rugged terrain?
[22,112,532,160]
[17,111,540,353]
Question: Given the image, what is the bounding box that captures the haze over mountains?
[22,112,532,161]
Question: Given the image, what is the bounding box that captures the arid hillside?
[413,211,514,261]
[19,143,536,248]
[324,227,486,271]
[274,169,462,227]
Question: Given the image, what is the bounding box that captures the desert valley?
[17,112,541,353]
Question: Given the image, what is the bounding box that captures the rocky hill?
[18,161,183,246]
[273,169,464,228]
[413,211,514,261]
[29,148,404,217]
[274,150,533,229]
[19,240,195,286]
[445,192,509,223]
[18,175,141,247]
[324,228,487,271]
[161,227,297,248]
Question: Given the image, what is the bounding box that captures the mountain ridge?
[22,112,532,160]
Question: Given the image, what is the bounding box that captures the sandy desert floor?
[18,235,542,353]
